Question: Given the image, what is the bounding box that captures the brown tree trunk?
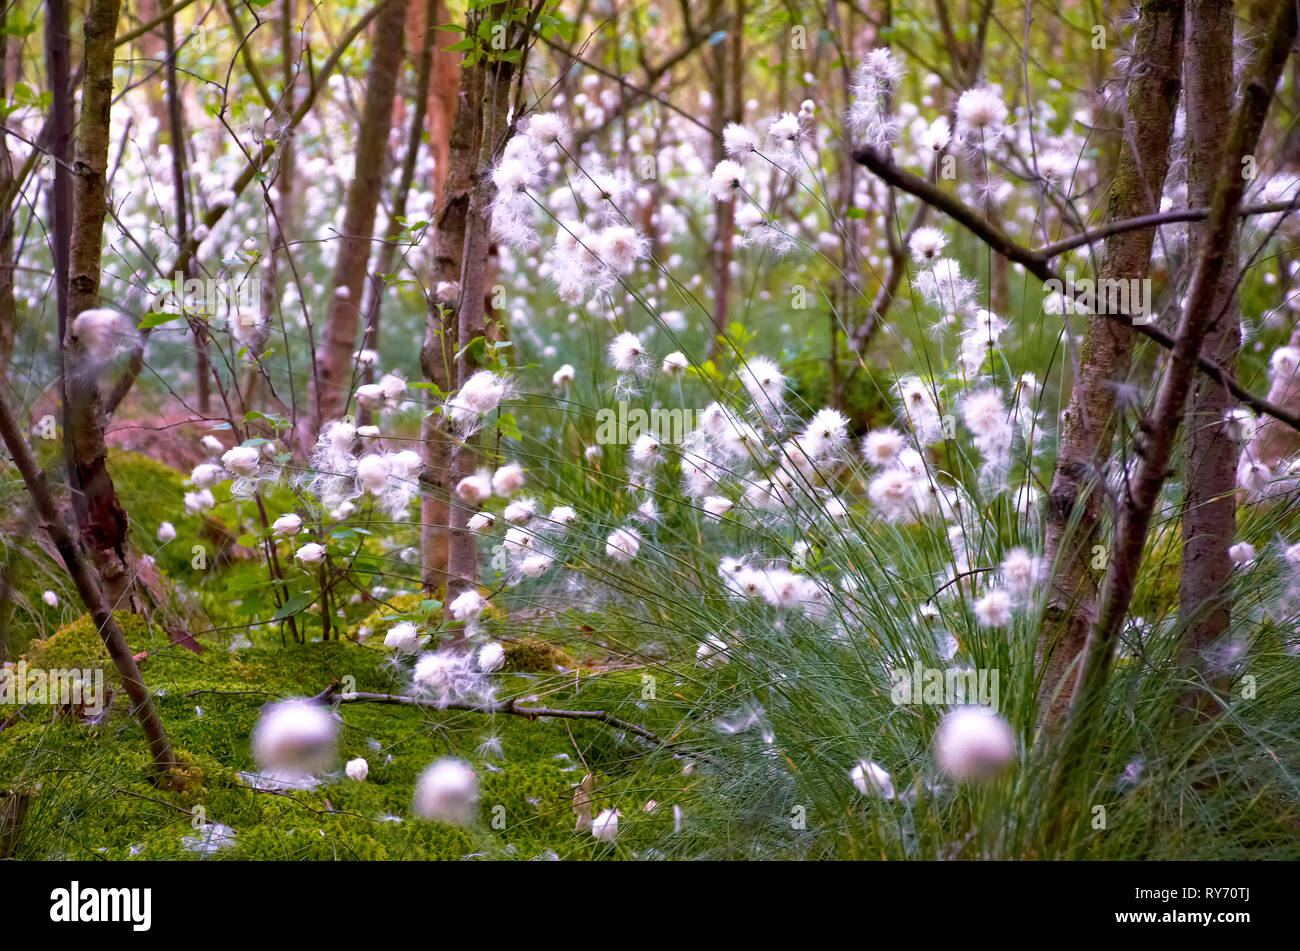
[706,0,733,354]
[0,389,176,777]
[1037,0,1185,730]
[444,2,522,615]
[421,7,472,599]
[65,0,135,608]
[1176,0,1238,709]
[0,4,15,374]
[1245,319,1300,467]
[359,0,437,432]
[1049,0,1297,837]
[425,0,460,206]
[306,0,409,434]
[164,9,210,414]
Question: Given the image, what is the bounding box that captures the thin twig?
[313,682,716,765]
[852,144,1300,435]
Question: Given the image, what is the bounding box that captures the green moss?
[503,637,574,671]
[1,628,696,860]
[21,610,161,675]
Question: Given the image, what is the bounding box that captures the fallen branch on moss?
[312,682,717,766]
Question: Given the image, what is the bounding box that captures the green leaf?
[138,311,182,329]
[272,592,316,623]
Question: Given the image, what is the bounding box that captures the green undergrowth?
[1,612,703,860]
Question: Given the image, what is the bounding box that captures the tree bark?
[1036,0,1184,730]
[164,8,210,414]
[1049,0,1297,837]
[0,4,16,374]
[421,7,474,598]
[1176,0,1238,709]
[65,0,135,608]
[425,0,460,206]
[1245,319,1300,467]
[706,0,734,354]
[308,0,410,433]
[443,2,522,614]
[359,0,436,430]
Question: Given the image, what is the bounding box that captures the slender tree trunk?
[164,10,209,414]
[65,0,136,608]
[444,3,522,615]
[421,3,471,598]
[46,0,73,470]
[1048,0,1297,841]
[0,389,176,776]
[1176,0,1238,711]
[306,0,409,434]
[249,0,300,417]
[1037,0,1185,730]
[359,0,436,432]
[0,4,16,373]
[706,0,733,354]
[426,0,460,206]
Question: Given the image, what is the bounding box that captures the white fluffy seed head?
[477,641,506,672]
[69,308,131,363]
[191,463,222,489]
[251,699,338,775]
[448,589,486,622]
[456,472,493,504]
[850,760,895,799]
[934,707,1015,781]
[356,454,391,494]
[413,758,478,825]
[605,527,642,563]
[709,159,747,201]
[1228,541,1255,565]
[492,463,526,497]
[221,446,260,477]
[591,808,619,841]
[973,588,1013,627]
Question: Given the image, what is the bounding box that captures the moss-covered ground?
[0,451,700,860]
[1,612,702,859]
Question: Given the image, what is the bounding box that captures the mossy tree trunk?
[1036,0,1185,731]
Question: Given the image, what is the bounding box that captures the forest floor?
[0,452,698,860]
